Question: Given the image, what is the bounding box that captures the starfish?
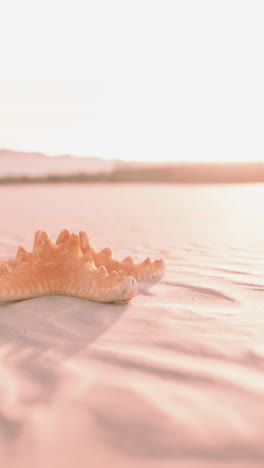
[0,230,165,303]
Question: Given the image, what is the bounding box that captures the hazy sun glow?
[1,0,264,162]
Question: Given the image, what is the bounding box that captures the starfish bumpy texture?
[0,230,165,303]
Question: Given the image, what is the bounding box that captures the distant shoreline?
[0,162,264,184]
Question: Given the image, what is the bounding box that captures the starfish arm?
[66,267,137,303]
[78,231,165,280]
[94,253,165,280]
[0,263,137,303]
[123,257,165,280]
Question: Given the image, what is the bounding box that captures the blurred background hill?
[0,149,264,184]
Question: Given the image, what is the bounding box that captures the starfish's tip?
[56,229,70,245]
[122,256,134,266]
[116,275,137,302]
[79,231,91,252]
[100,247,112,257]
[96,265,109,279]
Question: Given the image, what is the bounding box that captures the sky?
[0,0,264,163]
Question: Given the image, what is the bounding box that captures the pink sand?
[0,183,264,468]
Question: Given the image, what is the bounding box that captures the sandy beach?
[0,183,264,468]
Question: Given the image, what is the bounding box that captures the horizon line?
[0,147,264,165]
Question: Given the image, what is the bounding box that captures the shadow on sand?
[0,296,128,442]
[0,296,128,357]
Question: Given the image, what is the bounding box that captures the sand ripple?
[0,183,264,467]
